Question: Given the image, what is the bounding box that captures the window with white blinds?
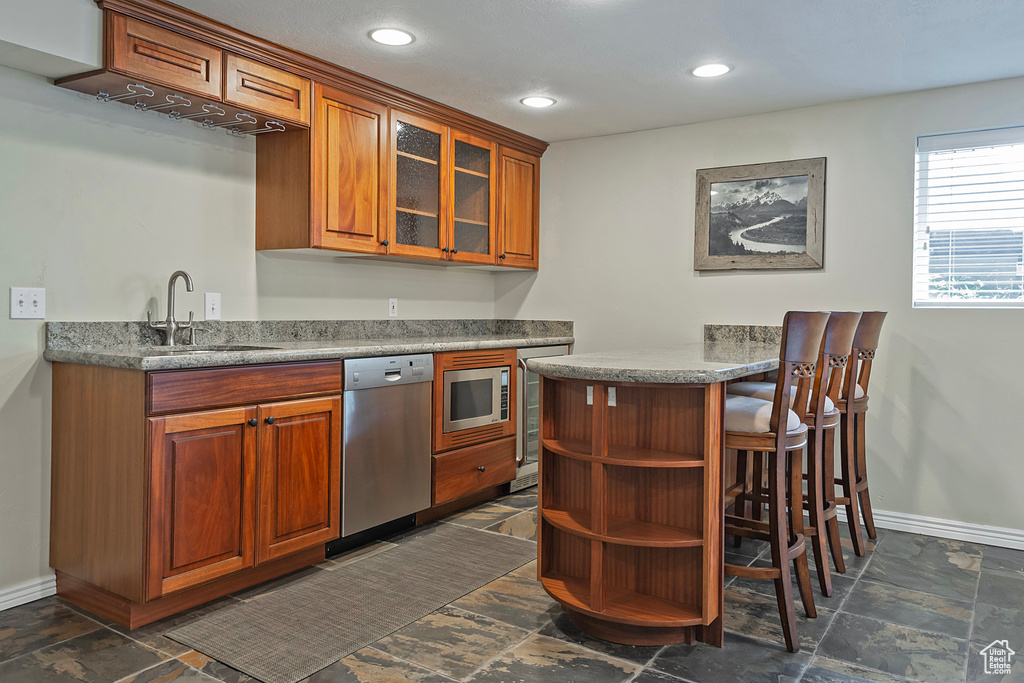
[914,126,1024,307]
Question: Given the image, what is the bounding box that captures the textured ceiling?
[171,0,1024,142]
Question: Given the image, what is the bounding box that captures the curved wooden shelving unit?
[537,378,724,647]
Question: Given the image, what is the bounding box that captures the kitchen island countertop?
[525,341,778,384]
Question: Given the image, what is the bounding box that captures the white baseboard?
[836,507,1024,551]
[0,573,57,612]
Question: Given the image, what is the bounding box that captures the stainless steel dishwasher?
[342,354,433,537]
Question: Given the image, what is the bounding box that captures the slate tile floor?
[2,488,1022,682]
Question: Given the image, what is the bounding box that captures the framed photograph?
[694,157,825,270]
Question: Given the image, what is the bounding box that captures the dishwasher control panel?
[345,354,433,390]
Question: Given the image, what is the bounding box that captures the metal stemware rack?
[96,83,287,137]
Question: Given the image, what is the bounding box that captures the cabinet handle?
[248,418,258,427]
[265,416,275,425]
[451,248,459,255]
[381,239,389,246]
[477,466,486,472]
[442,247,449,254]
[499,253,506,260]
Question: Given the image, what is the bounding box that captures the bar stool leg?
[752,451,764,524]
[768,449,799,653]
[840,410,866,556]
[855,412,878,539]
[733,449,748,548]
[804,427,833,596]
[789,447,816,618]
[821,426,846,573]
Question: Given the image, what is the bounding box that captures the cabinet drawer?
[148,361,342,415]
[109,14,222,99]
[224,54,310,125]
[433,436,516,505]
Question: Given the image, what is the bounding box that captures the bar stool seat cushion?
[725,395,804,433]
[727,381,836,413]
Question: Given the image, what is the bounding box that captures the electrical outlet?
[388,297,398,318]
[10,287,45,319]
[205,293,221,320]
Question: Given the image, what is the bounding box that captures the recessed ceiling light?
[691,64,730,78]
[369,28,415,46]
[521,96,556,108]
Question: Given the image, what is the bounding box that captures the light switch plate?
[388,297,398,318]
[205,292,221,320]
[10,287,45,319]
[608,387,617,406]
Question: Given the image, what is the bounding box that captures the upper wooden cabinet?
[314,85,388,253]
[224,54,311,126]
[109,14,222,99]
[498,147,541,269]
[57,0,545,268]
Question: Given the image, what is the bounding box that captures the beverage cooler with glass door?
[511,345,570,491]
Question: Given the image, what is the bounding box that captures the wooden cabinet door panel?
[109,14,222,99]
[314,84,388,253]
[224,53,310,126]
[498,147,540,269]
[389,111,449,260]
[432,436,517,505]
[148,407,256,599]
[450,130,497,265]
[257,397,341,563]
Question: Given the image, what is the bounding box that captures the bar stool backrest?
[816,312,862,413]
[771,311,830,434]
[850,311,887,398]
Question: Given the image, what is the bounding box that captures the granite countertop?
[43,319,574,370]
[525,342,778,384]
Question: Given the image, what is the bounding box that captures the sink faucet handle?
[147,310,167,329]
[178,311,194,330]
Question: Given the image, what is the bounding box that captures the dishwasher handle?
[384,369,402,381]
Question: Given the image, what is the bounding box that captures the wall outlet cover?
[205,292,221,320]
[388,297,398,318]
[10,287,45,319]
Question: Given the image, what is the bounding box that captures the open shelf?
[541,451,590,515]
[542,506,592,535]
[542,438,591,459]
[605,517,703,548]
[541,573,590,614]
[602,585,703,627]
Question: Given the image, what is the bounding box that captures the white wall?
[0,65,494,595]
[497,75,1024,533]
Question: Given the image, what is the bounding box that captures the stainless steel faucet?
[148,270,195,346]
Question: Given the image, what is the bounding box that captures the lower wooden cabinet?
[50,361,343,627]
[432,435,516,505]
[148,407,257,598]
[256,397,341,563]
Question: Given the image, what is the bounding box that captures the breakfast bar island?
[526,343,777,647]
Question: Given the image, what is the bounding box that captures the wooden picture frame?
[694,157,825,271]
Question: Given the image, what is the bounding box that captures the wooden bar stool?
[727,312,861,595]
[835,311,887,554]
[723,310,829,653]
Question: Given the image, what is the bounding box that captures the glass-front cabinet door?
[389,112,448,259]
[450,131,496,264]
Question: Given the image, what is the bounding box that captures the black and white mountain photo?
[708,175,809,256]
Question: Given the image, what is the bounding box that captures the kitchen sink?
[144,345,280,355]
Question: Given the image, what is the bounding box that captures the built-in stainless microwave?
[442,366,510,433]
